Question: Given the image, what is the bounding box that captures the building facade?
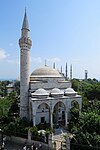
[19,11,82,128]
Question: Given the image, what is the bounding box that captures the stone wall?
[30,77,71,91]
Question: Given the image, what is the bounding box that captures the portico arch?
[53,101,66,126]
[71,100,79,109]
[35,102,50,125]
[70,100,80,120]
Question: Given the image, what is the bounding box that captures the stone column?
[50,102,53,128]
[65,110,68,128]
[50,112,53,128]
[28,129,31,143]
[48,134,53,149]
[66,136,70,150]
[33,115,36,126]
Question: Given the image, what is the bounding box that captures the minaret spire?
[22,8,29,30]
[45,59,47,66]
[65,62,68,79]
[53,62,56,69]
[61,65,62,73]
[70,64,72,80]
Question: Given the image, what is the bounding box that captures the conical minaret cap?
[22,9,29,31]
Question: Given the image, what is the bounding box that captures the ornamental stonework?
[19,37,32,46]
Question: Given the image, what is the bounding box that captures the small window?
[62,111,65,114]
[42,108,44,112]
[41,117,45,123]
[58,117,61,120]
[59,103,61,107]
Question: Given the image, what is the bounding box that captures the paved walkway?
[4,140,49,150]
[4,140,23,150]
[53,127,67,150]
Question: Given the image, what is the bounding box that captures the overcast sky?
[0,0,100,80]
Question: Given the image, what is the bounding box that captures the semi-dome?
[31,66,63,77]
[64,88,77,96]
[50,88,64,97]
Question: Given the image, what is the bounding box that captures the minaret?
[45,59,47,66]
[70,64,72,80]
[65,62,68,79]
[61,65,62,73]
[19,10,32,119]
[53,62,56,69]
[85,70,88,80]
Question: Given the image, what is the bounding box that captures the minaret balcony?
[19,37,32,45]
[19,37,32,48]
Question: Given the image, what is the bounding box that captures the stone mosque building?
[19,11,82,128]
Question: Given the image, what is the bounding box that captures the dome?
[64,88,77,96]
[32,88,49,96]
[31,66,63,77]
[51,88,63,94]
[50,88,64,97]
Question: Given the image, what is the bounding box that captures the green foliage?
[3,117,30,136]
[72,79,80,91]
[72,78,100,100]
[30,126,38,135]
[14,81,20,95]
[70,112,100,148]
[0,92,19,118]
[71,79,100,149]
[46,128,53,134]
[0,80,11,97]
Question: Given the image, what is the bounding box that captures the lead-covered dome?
[50,88,64,97]
[31,88,49,99]
[31,66,63,77]
[51,88,63,94]
[64,88,77,96]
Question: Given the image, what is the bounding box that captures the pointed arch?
[35,102,50,125]
[53,101,66,126]
[71,100,79,109]
[70,100,80,121]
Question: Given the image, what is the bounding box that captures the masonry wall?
[30,77,71,91]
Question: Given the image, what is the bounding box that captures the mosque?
[19,11,82,128]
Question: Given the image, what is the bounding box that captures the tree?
[70,112,100,149]
[0,92,19,119]
[14,81,20,95]
[0,80,11,96]
[72,79,80,91]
